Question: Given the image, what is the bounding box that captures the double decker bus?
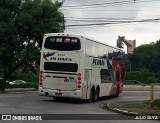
[39,33,125,102]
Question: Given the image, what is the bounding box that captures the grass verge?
[109,99,160,115]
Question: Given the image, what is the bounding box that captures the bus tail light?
[77,73,81,77]
[39,71,43,86]
[77,85,81,89]
[77,73,81,89]
[78,81,81,85]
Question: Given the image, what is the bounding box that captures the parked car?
[6,80,14,85]
[12,80,26,84]
[125,80,143,85]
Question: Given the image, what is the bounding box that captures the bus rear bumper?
[38,87,82,99]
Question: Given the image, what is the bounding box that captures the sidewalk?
[0,88,37,94]
[5,88,37,92]
[124,85,160,91]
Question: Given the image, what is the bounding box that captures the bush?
[154,99,160,108]
[155,71,160,82]
[7,82,38,89]
[125,68,160,84]
[9,67,39,82]
[125,68,151,83]
[145,76,158,84]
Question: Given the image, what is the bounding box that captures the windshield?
[44,36,81,51]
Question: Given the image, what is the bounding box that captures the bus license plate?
[55,92,62,96]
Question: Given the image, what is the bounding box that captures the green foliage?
[125,44,159,72]
[10,67,39,82]
[145,76,158,84]
[154,99,160,108]
[124,40,160,84]
[0,0,64,91]
[125,69,160,84]
[155,71,160,82]
[125,68,151,83]
[7,82,38,89]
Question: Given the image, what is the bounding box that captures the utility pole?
[117,36,136,54]
[150,83,154,107]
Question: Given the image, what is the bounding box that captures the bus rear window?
[44,36,81,51]
[44,62,78,72]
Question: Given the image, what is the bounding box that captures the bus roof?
[44,33,123,51]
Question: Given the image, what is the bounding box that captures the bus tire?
[95,87,100,102]
[53,97,60,101]
[88,87,95,103]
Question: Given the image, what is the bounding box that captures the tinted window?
[100,69,111,83]
[44,36,81,51]
[44,62,78,72]
[85,39,124,59]
[86,39,99,57]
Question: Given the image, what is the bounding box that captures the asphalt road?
[0,91,160,123]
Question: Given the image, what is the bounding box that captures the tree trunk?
[0,79,6,93]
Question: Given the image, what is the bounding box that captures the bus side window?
[100,69,111,83]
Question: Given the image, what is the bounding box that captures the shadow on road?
[39,96,117,104]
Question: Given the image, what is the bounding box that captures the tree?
[125,44,158,72]
[9,66,39,82]
[154,40,160,72]
[125,68,151,83]
[124,40,160,84]
[0,0,65,92]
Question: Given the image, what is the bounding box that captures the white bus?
[39,33,125,102]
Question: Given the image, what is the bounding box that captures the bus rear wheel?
[53,97,61,101]
[95,88,99,102]
[88,88,95,103]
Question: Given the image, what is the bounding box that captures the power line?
[61,8,160,12]
[62,0,160,28]
[66,19,140,22]
[65,21,153,29]
[62,0,160,10]
[62,0,132,8]
[62,2,132,9]
[65,17,136,20]
[65,18,160,27]
[66,17,160,23]
[65,14,160,20]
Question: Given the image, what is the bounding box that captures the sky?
[60,0,160,51]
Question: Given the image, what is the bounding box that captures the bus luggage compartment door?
[43,73,77,91]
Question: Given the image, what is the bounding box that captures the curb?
[101,103,160,120]
[0,88,37,94]
[5,88,37,92]
[104,103,139,116]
